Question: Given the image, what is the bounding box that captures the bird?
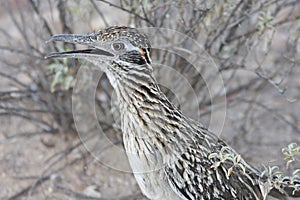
[46,26,300,200]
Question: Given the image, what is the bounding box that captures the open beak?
[45,34,114,59]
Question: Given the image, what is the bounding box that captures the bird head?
[45,26,152,73]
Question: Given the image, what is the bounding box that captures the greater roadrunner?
[46,26,300,200]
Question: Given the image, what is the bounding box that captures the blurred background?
[0,0,299,199]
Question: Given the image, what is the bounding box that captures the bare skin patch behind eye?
[140,48,145,56]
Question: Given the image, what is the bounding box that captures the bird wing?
[164,139,264,200]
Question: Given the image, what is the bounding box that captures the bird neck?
[105,62,205,162]
[114,67,168,113]
[106,63,182,130]
[106,62,165,109]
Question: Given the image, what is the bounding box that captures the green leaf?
[46,63,65,72]
[64,75,74,90]
[51,71,63,92]
[293,169,300,176]
[208,153,218,159]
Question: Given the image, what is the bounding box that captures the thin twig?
[90,0,109,26]
[97,0,156,26]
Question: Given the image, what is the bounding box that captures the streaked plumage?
[46,26,300,200]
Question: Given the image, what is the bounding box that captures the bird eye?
[112,42,125,51]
